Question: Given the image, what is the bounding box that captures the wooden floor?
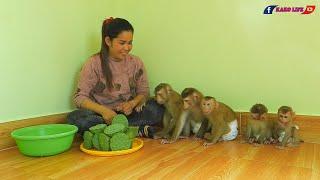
[1,137,319,180]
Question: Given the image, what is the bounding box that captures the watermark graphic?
[263,5,316,15]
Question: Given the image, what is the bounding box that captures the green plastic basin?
[11,124,78,156]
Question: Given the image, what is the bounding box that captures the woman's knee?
[67,109,103,135]
[75,115,104,135]
[67,109,97,124]
[142,99,165,125]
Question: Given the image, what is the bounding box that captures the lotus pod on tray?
[89,124,106,134]
[126,126,139,139]
[112,114,129,129]
[98,133,110,151]
[104,123,125,136]
[110,132,132,151]
[92,133,101,150]
[83,131,94,149]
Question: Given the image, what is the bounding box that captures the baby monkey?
[200,96,238,146]
[273,106,303,149]
[153,83,189,144]
[245,104,274,144]
[181,88,207,138]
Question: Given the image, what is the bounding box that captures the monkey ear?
[291,111,296,118]
[192,93,199,101]
[214,101,219,109]
[165,85,172,95]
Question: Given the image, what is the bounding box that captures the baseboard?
[1,111,319,150]
[0,113,68,150]
[239,112,320,144]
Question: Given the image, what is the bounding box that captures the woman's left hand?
[118,101,135,115]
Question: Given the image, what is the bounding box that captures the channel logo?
[264,5,316,15]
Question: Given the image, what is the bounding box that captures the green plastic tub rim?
[11,124,78,141]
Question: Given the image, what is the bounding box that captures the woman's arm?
[74,56,117,123]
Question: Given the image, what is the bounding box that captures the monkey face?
[201,99,215,115]
[182,90,202,110]
[278,112,292,124]
[155,89,167,104]
[183,97,193,110]
[251,113,267,120]
[251,113,260,120]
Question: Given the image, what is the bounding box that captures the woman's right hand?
[80,99,117,124]
[101,110,117,124]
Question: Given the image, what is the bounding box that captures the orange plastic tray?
[80,138,143,156]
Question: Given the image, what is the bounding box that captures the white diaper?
[278,131,285,142]
[221,120,238,141]
[278,125,299,143]
[190,120,201,134]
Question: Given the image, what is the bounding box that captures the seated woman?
[67,17,164,138]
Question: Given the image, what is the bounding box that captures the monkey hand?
[161,139,175,144]
[275,145,285,150]
[135,102,146,112]
[204,133,211,140]
[270,138,279,144]
[192,136,202,141]
[153,131,165,139]
[179,136,189,139]
[248,138,255,144]
[264,140,271,145]
[203,142,214,147]
[153,134,162,140]
[240,140,247,144]
[253,143,262,147]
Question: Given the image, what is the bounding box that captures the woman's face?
[106,30,133,61]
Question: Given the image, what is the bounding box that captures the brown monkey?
[200,96,238,146]
[181,88,208,138]
[153,83,189,143]
[273,106,303,149]
[245,104,274,144]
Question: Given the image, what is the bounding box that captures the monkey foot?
[264,141,271,145]
[275,145,285,150]
[193,136,202,141]
[287,143,299,147]
[179,136,189,139]
[248,138,255,144]
[161,139,175,144]
[153,136,162,140]
[239,140,247,144]
[253,143,262,147]
[203,142,214,147]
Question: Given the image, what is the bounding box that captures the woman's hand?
[80,99,117,124]
[101,110,117,124]
[116,101,136,115]
[121,101,135,115]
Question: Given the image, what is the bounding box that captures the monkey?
[244,104,275,145]
[181,88,208,138]
[200,96,238,146]
[152,83,189,143]
[273,106,303,149]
